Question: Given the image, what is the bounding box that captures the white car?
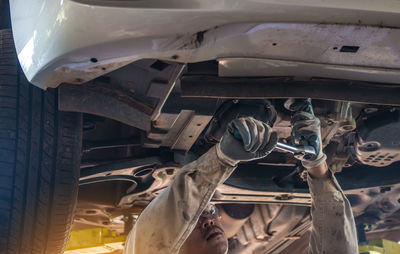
[1,0,400,253]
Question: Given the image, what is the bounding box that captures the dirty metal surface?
[58,81,152,131]
[79,157,162,184]
[181,76,400,105]
[118,165,179,207]
[219,58,400,84]
[147,63,186,120]
[231,205,310,254]
[145,94,218,151]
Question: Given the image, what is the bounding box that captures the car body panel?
[10,0,400,89]
[219,58,400,84]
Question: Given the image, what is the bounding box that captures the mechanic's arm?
[124,146,236,254]
[291,111,358,254]
[307,161,358,254]
[124,117,277,254]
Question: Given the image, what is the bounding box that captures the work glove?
[291,111,327,169]
[216,117,278,166]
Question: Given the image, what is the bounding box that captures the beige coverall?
[124,146,358,254]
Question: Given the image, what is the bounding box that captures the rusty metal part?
[181,76,400,105]
[59,81,153,131]
[59,61,185,133]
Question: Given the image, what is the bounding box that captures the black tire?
[0,29,82,254]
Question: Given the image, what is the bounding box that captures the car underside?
[67,59,400,253]
[2,0,400,253]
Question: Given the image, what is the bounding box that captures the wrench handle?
[276,142,316,160]
[231,128,316,160]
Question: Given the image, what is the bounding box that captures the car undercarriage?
[65,59,400,253]
[3,1,400,253]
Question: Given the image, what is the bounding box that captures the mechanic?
[124,112,358,254]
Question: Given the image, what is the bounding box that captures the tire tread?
[0,29,82,254]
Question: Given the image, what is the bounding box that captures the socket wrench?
[231,128,316,160]
[275,142,316,161]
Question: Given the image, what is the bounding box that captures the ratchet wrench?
[230,129,317,161]
[275,142,316,160]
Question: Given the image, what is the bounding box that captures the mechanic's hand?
[216,117,278,166]
[291,111,327,169]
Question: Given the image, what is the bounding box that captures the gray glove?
[216,117,278,166]
[291,111,326,168]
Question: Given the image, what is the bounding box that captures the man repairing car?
[124,103,358,254]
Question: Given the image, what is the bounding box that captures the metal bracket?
[59,81,152,131]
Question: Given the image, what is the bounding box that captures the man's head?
[179,204,228,254]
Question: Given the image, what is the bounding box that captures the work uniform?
[124,146,358,254]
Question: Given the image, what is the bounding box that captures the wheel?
[0,29,82,254]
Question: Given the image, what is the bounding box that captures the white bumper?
[10,0,400,89]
